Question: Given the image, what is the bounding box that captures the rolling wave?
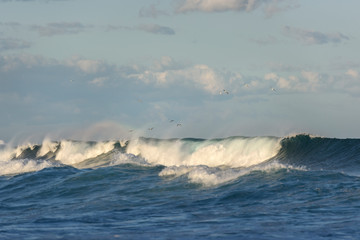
[1,134,360,184]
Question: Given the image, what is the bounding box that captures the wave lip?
[276,134,360,174]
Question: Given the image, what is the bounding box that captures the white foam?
[37,138,59,157]
[0,143,35,161]
[14,143,35,158]
[0,158,57,176]
[110,152,150,166]
[55,140,115,165]
[126,137,281,168]
[159,161,306,186]
[0,147,14,162]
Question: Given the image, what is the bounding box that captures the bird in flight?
[220,89,229,95]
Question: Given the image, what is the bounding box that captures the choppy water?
[1,134,360,239]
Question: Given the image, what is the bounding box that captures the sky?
[1,0,360,143]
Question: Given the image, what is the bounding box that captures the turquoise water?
[1,134,360,239]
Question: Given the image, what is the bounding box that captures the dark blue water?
[1,134,360,239]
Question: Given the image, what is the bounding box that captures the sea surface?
[1,134,360,239]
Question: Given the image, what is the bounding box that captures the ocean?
[0,134,360,239]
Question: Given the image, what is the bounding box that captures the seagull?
[169,120,174,123]
[220,89,229,95]
[148,127,154,131]
[271,87,277,92]
[244,83,250,88]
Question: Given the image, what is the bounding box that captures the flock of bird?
[130,85,277,134]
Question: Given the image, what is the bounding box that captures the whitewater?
[1,134,360,239]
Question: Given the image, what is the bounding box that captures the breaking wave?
[1,134,360,185]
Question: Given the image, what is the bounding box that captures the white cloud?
[183,64,224,93]
[176,0,264,13]
[264,72,278,81]
[90,77,108,86]
[174,0,293,15]
[264,72,291,90]
[263,71,323,92]
[346,69,359,79]
[128,60,226,94]
[153,56,174,70]
[66,57,107,74]
[301,71,319,84]
[277,76,290,89]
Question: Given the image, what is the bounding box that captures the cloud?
[137,24,175,35]
[90,77,108,86]
[106,24,175,35]
[264,72,278,81]
[0,38,31,51]
[264,72,291,89]
[31,22,91,36]
[0,54,56,72]
[262,0,299,17]
[301,71,320,91]
[264,71,324,92]
[345,69,359,79]
[174,0,293,15]
[65,56,109,74]
[3,53,360,98]
[175,0,264,13]
[283,26,349,45]
[128,57,226,94]
[129,57,359,96]
[106,25,131,31]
